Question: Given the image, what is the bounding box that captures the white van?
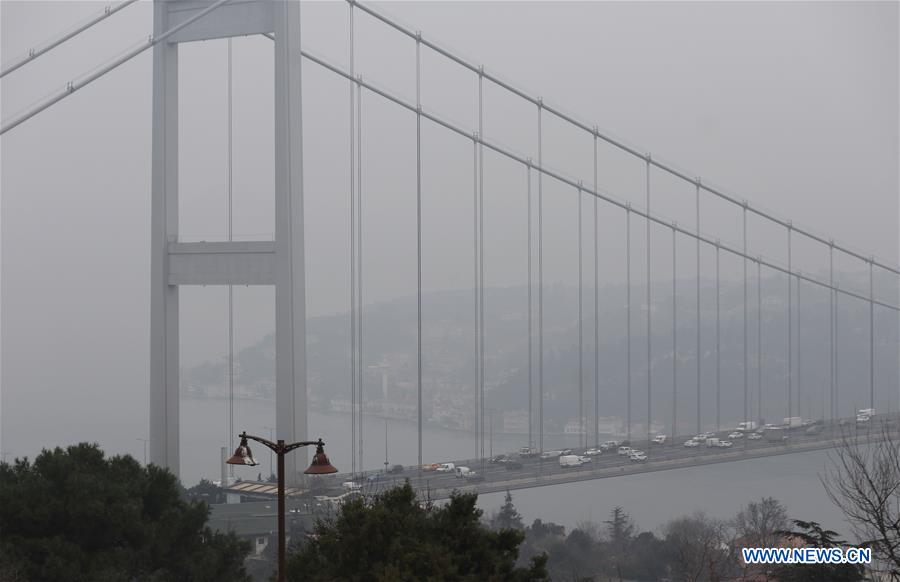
[436,463,455,472]
[559,455,585,468]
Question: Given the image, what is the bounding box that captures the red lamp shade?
[226,435,259,466]
[304,441,338,474]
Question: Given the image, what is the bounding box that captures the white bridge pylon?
[149,0,308,484]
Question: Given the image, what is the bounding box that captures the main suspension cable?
[1,0,140,78]
[1,0,232,135]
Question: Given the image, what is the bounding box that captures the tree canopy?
[286,482,547,581]
[0,443,250,582]
[491,491,525,531]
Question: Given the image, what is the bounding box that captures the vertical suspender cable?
[757,259,762,425]
[787,226,793,442]
[472,127,479,457]
[578,184,584,449]
[349,5,357,477]
[672,224,677,440]
[538,101,544,453]
[593,132,600,449]
[743,206,748,432]
[226,38,235,480]
[478,69,485,466]
[696,181,702,434]
[415,32,423,473]
[646,156,652,449]
[829,244,835,424]
[835,283,840,421]
[626,206,632,446]
[527,162,533,450]
[716,242,720,432]
[798,274,802,420]
[870,260,875,412]
[357,76,364,472]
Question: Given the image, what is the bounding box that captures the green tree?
[286,482,547,581]
[492,491,524,531]
[604,506,634,548]
[773,520,865,582]
[0,443,250,582]
[603,506,635,579]
[621,531,669,581]
[184,478,226,504]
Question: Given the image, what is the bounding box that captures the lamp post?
[227,431,337,582]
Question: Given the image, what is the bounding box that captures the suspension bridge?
[2,0,898,494]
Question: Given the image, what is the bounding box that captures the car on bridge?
[728,432,744,439]
[599,441,621,451]
[584,448,602,456]
[436,463,455,472]
[683,439,700,447]
[455,466,475,478]
[540,450,564,459]
[747,432,762,440]
[629,451,647,462]
[617,446,634,456]
[716,440,733,448]
[651,435,667,445]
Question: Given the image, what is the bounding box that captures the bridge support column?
[150,0,306,486]
[273,0,307,486]
[149,0,180,475]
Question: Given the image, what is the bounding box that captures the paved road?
[313,415,896,500]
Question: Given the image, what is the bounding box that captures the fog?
[1,0,897,483]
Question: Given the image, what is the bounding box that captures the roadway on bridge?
[319,416,893,500]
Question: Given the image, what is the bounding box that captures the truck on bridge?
[783,417,803,429]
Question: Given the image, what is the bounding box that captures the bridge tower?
[150,0,308,483]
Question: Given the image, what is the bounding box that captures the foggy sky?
[1,1,897,462]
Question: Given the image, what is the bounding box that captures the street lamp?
[227,431,337,582]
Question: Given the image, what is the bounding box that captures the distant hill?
[187,272,898,432]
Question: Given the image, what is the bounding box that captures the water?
[476,449,848,534]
